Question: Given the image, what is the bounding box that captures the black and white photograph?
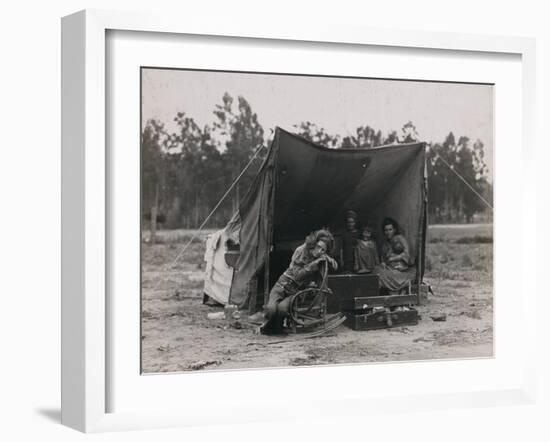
[140,68,494,373]
[3,0,549,439]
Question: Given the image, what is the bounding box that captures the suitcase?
[344,307,419,331]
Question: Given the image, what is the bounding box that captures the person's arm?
[381,242,390,263]
[293,254,337,282]
[353,247,360,272]
[290,244,305,264]
[292,257,323,282]
[325,254,338,271]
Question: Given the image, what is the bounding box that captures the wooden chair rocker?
[286,262,345,334]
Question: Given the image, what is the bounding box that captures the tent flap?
[228,135,279,307]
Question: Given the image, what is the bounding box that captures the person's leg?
[275,294,296,330]
[264,284,284,319]
[260,284,286,335]
[277,295,292,319]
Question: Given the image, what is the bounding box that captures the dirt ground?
[141,224,493,373]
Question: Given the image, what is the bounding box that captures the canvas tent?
[203,127,427,308]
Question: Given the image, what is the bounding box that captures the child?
[390,236,405,254]
[386,235,408,271]
[354,225,380,273]
[341,210,359,273]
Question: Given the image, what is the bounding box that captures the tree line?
[142,92,492,240]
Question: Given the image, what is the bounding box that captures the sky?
[141,68,494,180]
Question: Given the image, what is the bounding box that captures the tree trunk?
[234,181,240,214]
[231,166,240,214]
[150,182,159,244]
[194,189,200,228]
[443,183,450,223]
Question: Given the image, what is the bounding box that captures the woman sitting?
[374,217,416,294]
[260,229,338,335]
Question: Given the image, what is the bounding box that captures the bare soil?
[141,225,493,373]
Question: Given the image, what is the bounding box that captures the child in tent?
[354,224,380,273]
[341,210,359,273]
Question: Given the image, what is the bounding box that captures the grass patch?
[142,229,216,244]
[454,235,493,244]
[461,254,473,267]
[428,224,493,244]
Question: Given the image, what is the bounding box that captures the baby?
[390,237,405,254]
[386,236,408,271]
[354,225,379,273]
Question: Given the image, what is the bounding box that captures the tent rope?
[435,153,493,211]
[149,143,267,294]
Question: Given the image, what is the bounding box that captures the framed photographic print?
[61,9,537,432]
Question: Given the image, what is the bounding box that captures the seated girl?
[353,224,379,273]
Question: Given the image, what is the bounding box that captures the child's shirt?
[354,239,380,273]
[341,229,358,272]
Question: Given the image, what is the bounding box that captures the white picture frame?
[61,9,537,433]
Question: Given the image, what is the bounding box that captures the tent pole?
[417,145,428,305]
[263,186,275,310]
[263,249,270,309]
[417,208,423,305]
[263,146,278,310]
[247,282,256,314]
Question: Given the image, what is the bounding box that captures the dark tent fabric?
[228,127,427,308]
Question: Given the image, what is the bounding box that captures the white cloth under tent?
[203,228,236,305]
